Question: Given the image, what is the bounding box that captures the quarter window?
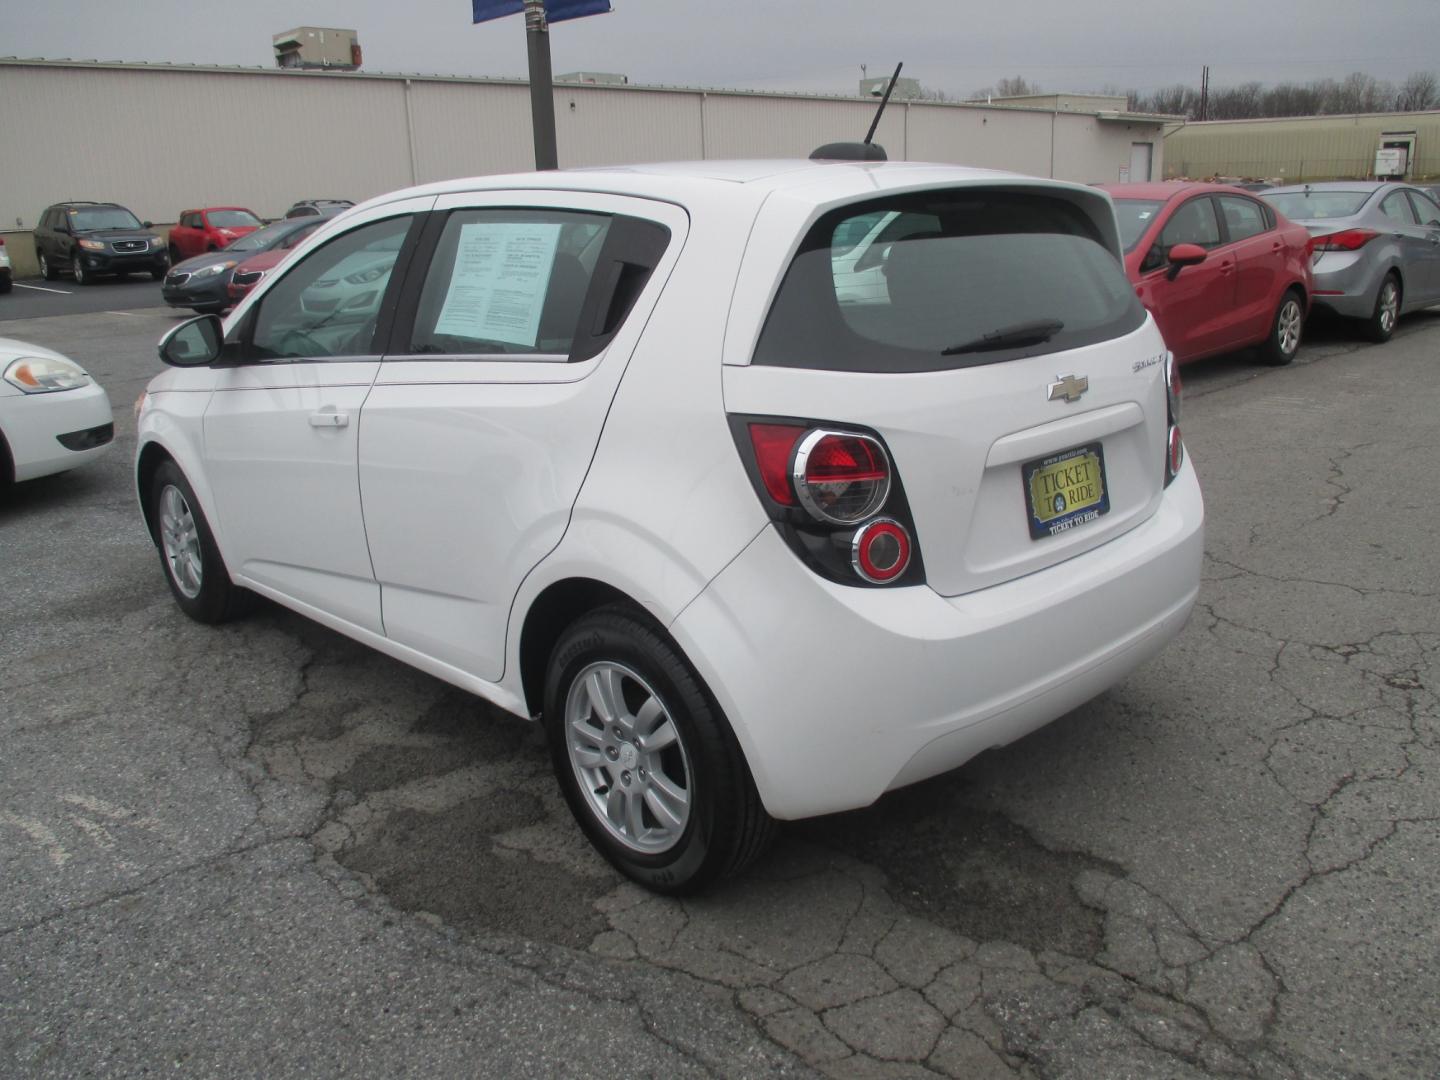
[408,209,612,358]
[250,214,413,361]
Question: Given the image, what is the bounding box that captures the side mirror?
[158,314,223,367]
[143,220,154,229]
[1166,242,1207,280]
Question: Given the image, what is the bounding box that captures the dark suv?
[34,202,168,285]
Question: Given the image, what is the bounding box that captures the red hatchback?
[1103,183,1313,366]
[167,207,263,263]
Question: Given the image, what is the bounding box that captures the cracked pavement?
[2,303,1437,1078]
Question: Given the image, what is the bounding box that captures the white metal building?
[0,58,1171,274]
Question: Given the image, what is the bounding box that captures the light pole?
[524,0,559,170]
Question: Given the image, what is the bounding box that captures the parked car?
[167,207,263,263]
[33,202,168,285]
[0,238,11,294]
[284,198,354,219]
[1260,182,1440,342]
[1103,182,1313,365]
[137,158,1204,893]
[1,337,113,484]
[223,211,342,304]
[163,215,337,314]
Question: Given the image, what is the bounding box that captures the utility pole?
[524,0,558,170]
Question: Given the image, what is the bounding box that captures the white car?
[136,157,1204,893]
[1,338,114,484]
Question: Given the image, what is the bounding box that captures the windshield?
[754,189,1144,373]
[1111,200,1165,252]
[226,219,309,253]
[70,207,142,231]
[1261,190,1371,221]
[209,209,261,228]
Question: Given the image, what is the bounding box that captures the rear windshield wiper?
[940,318,1065,356]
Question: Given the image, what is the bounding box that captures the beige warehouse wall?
[0,60,1165,275]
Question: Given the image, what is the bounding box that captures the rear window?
[1261,190,1371,220]
[753,190,1144,373]
[209,209,261,228]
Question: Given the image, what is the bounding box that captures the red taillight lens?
[1310,228,1378,252]
[1167,425,1184,480]
[747,423,806,505]
[852,518,911,583]
[794,430,891,525]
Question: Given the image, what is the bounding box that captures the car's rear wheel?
[72,258,91,286]
[1366,273,1401,343]
[0,274,11,295]
[1260,289,1304,366]
[544,606,774,894]
[38,252,58,281]
[150,460,252,623]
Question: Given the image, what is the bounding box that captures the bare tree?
[1396,71,1439,111]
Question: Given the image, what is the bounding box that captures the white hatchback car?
[1,337,114,484]
[137,158,1204,892]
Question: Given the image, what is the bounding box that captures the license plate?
[1022,442,1110,540]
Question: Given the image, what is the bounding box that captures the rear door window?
[1380,192,1418,225]
[1216,196,1268,242]
[753,190,1144,373]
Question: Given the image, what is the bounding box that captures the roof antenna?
[811,61,902,162]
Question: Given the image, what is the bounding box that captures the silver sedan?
[1261,182,1440,342]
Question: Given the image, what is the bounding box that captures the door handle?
[308,410,350,428]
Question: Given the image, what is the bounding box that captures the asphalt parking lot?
[2,291,1438,1078]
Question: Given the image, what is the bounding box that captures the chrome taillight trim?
[850,517,911,584]
[790,428,891,526]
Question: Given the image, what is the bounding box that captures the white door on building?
[1129,142,1154,183]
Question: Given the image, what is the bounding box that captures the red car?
[1103,183,1313,366]
[167,207,263,262]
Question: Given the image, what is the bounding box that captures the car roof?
[360,158,1107,220]
[1262,181,1399,195]
[1099,181,1262,201]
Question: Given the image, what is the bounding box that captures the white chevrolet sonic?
[136,158,1204,893]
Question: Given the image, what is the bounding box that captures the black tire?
[1365,273,1401,344]
[0,274,11,295]
[72,257,92,286]
[543,606,774,894]
[1260,288,1304,366]
[168,246,180,263]
[148,460,253,624]
[38,251,58,281]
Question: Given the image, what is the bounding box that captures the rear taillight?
[1163,351,1184,486]
[1310,228,1379,253]
[793,429,891,525]
[734,416,923,588]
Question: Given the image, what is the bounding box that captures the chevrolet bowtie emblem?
[1047,374,1089,404]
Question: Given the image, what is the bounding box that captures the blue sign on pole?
[471,0,611,23]
[471,0,523,22]
[543,0,612,21]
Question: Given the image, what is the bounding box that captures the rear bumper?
[671,459,1205,820]
[1310,254,1386,319]
[0,381,114,482]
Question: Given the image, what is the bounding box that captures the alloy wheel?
[1378,280,1399,334]
[159,484,203,599]
[1277,298,1302,356]
[564,661,692,854]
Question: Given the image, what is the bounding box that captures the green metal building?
[1165,110,1440,182]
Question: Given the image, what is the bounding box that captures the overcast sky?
[3,0,1437,97]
